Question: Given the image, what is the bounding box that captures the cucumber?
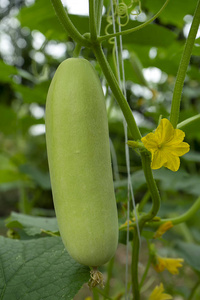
[45,58,118,267]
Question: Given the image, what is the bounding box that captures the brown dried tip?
[88,267,104,289]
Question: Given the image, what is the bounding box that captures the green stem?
[93,288,100,300]
[50,0,91,47]
[138,191,151,212]
[94,287,113,300]
[93,44,141,140]
[139,255,151,289]
[98,0,170,43]
[160,196,200,226]
[140,154,161,222]
[130,155,161,299]
[148,196,200,227]
[170,0,200,128]
[177,114,200,130]
[89,0,97,40]
[104,257,115,299]
[73,43,82,57]
[96,0,104,36]
[132,229,140,300]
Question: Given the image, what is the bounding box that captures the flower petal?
[165,142,190,156]
[168,128,185,144]
[156,119,175,144]
[151,150,167,169]
[163,153,180,171]
[149,283,173,300]
[141,133,159,152]
[164,258,184,275]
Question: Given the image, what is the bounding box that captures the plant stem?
[93,44,141,140]
[138,191,151,212]
[93,287,100,300]
[132,229,140,300]
[89,0,97,40]
[104,257,115,299]
[73,43,82,57]
[147,196,200,229]
[139,255,151,289]
[98,0,170,43]
[96,0,104,36]
[157,196,200,226]
[50,0,91,47]
[140,154,161,222]
[177,114,200,130]
[94,287,113,300]
[170,0,200,128]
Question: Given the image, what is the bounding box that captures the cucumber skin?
[45,58,118,267]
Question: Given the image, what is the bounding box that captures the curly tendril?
[105,0,142,36]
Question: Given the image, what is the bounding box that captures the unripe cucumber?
[45,58,118,267]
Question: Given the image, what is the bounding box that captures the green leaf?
[153,169,200,197]
[6,212,58,236]
[19,164,51,190]
[0,170,27,185]
[0,105,17,135]
[175,241,200,272]
[12,81,50,104]
[0,236,90,300]
[143,0,197,28]
[18,0,66,40]
[17,0,176,48]
[120,21,176,48]
[115,168,200,197]
[0,154,17,171]
[0,60,17,83]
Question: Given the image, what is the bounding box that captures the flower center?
[157,143,163,149]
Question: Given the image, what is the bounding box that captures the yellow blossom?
[153,256,184,274]
[85,297,92,300]
[149,283,172,300]
[154,221,173,239]
[141,118,190,172]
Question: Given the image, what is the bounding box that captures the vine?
[50,0,200,298]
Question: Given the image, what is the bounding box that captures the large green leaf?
[12,81,50,104]
[18,0,176,48]
[6,212,58,236]
[117,21,176,48]
[143,0,197,28]
[115,168,200,197]
[18,0,67,40]
[0,236,90,300]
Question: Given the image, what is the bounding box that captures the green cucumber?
[45,58,118,267]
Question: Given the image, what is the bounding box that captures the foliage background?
[0,0,200,299]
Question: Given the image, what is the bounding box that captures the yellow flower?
[154,221,173,239]
[141,118,190,171]
[149,283,172,300]
[153,256,184,274]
